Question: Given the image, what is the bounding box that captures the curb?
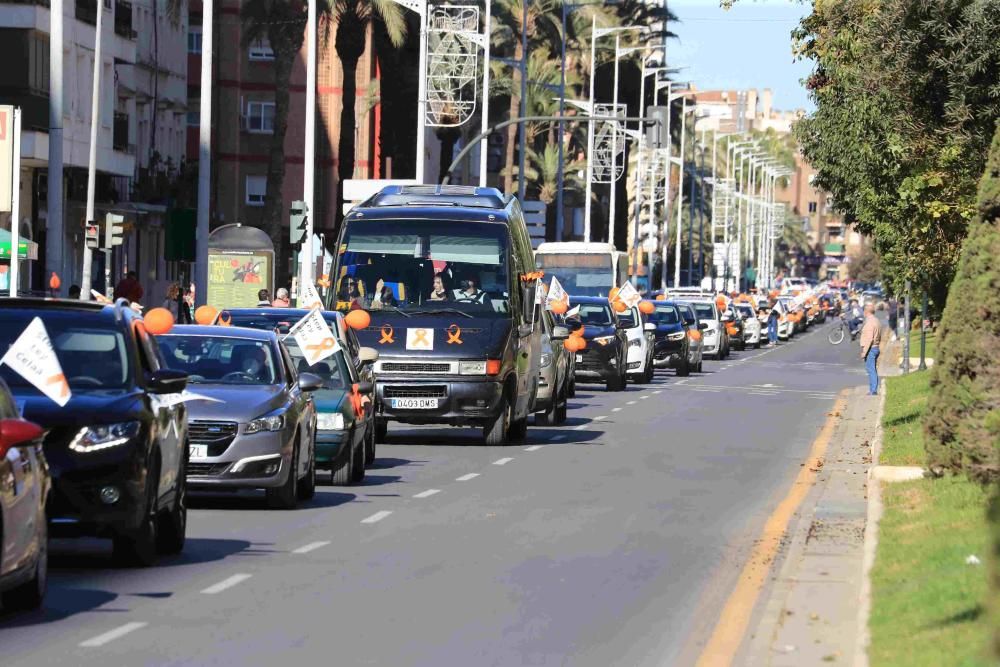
[854,386,886,667]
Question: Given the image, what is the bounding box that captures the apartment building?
[0,0,188,298]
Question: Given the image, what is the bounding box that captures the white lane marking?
[653,390,663,395]
[361,510,393,524]
[752,383,781,388]
[456,473,480,481]
[550,434,566,441]
[640,395,650,400]
[627,400,637,405]
[574,424,589,431]
[201,573,252,595]
[493,457,514,466]
[413,489,441,499]
[611,407,622,412]
[524,445,543,452]
[749,391,777,396]
[593,415,607,421]
[293,541,330,554]
[80,622,148,648]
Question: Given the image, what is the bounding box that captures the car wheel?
[568,375,576,398]
[298,440,317,500]
[2,512,47,610]
[363,421,376,466]
[536,404,556,426]
[374,418,388,443]
[509,410,528,441]
[156,462,187,555]
[676,357,690,377]
[606,372,625,391]
[484,393,511,445]
[266,445,299,509]
[755,338,762,349]
[114,461,160,567]
[554,389,568,424]
[331,435,360,486]
[697,360,703,373]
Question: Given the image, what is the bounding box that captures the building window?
[246,175,267,206]
[188,26,202,54]
[808,201,818,213]
[186,110,199,126]
[244,101,275,133]
[248,37,275,61]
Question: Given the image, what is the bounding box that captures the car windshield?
[617,309,637,327]
[577,303,614,326]
[736,305,755,318]
[678,306,696,325]
[282,339,349,390]
[692,303,716,321]
[649,306,679,324]
[535,253,614,297]
[0,312,130,390]
[157,335,279,385]
[331,219,511,317]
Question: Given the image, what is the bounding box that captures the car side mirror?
[0,418,44,459]
[147,369,189,395]
[698,322,709,331]
[551,325,570,341]
[355,380,374,395]
[358,346,379,366]
[298,372,324,392]
[643,322,656,332]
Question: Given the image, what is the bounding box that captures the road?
[0,323,868,666]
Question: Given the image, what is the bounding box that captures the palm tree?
[525,142,585,204]
[242,0,319,285]
[331,0,407,183]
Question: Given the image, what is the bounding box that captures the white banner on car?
[288,308,340,366]
[616,281,642,308]
[150,389,225,410]
[300,281,323,310]
[0,317,71,406]
[546,276,568,309]
[406,327,435,351]
[565,305,580,319]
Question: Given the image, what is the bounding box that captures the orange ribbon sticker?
[379,324,395,344]
[446,324,463,345]
[596,338,609,346]
[350,383,364,418]
[218,312,232,327]
[318,274,331,288]
[47,373,69,399]
[307,337,336,353]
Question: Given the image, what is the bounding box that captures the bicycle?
[828,313,859,345]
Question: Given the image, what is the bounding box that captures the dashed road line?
[413,489,441,499]
[456,473,480,481]
[493,457,514,466]
[292,541,330,554]
[361,510,393,524]
[627,400,637,405]
[524,445,543,452]
[593,415,607,421]
[79,622,148,648]
[611,407,622,412]
[653,390,663,395]
[574,424,589,431]
[640,395,650,400]
[201,574,252,595]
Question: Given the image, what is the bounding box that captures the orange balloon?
[194,305,218,325]
[608,287,620,301]
[551,300,568,315]
[688,329,702,342]
[638,300,655,314]
[143,307,175,335]
[344,309,371,330]
[49,272,61,290]
[613,299,627,313]
[563,337,578,352]
[655,293,667,301]
[570,325,585,338]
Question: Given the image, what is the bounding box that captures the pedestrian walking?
[859,303,883,395]
[162,283,180,320]
[256,289,271,307]
[178,285,194,324]
[113,270,144,303]
[272,287,291,308]
[766,298,780,346]
[887,296,899,341]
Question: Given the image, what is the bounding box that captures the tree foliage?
[792,0,1000,305]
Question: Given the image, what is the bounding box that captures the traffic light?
[86,221,100,249]
[104,213,124,249]
[290,200,308,246]
[646,106,670,149]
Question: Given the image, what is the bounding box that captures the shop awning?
[0,229,38,260]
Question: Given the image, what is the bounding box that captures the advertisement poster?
[207,251,272,308]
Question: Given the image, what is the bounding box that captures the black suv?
[570,297,629,391]
[650,300,691,376]
[0,298,189,566]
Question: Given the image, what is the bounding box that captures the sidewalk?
[738,343,900,666]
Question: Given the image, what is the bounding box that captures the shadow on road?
[369,457,427,470]
[47,536,255,571]
[0,587,118,628]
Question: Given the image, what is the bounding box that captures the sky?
[668,0,814,112]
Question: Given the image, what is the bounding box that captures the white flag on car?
[300,281,323,310]
[547,276,568,309]
[616,281,642,308]
[0,317,71,406]
[288,308,340,366]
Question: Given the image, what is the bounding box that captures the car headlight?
[628,338,641,348]
[540,352,552,368]
[593,335,615,345]
[316,412,345,431]
[667,332,686,341]
[704,328,716,337]
[69,421,141,453]
[245,414,285,434]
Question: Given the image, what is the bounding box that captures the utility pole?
[608,34,621,247]
[583,15,597,242]
[673,94,687,288]
[47,0,65,294]
[903,280,911,374]
[301,0,317,292]
[478,0,492,187]
[195,0,213,306]
[517,0,527,202]
[415,0,428,183]
[81,0,104,300]
[8,107,22,297]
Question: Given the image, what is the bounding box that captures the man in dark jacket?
[113,271,144,303]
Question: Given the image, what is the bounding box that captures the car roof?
[571,296,613,305]
[347,185,512,224]
[161,324,278,341]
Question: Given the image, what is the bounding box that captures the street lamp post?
[606,29,647,248]
[654,81,692,291]
[387,0,429,183]
[673,94,696,288]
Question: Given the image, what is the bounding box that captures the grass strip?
[880,370,931,466]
